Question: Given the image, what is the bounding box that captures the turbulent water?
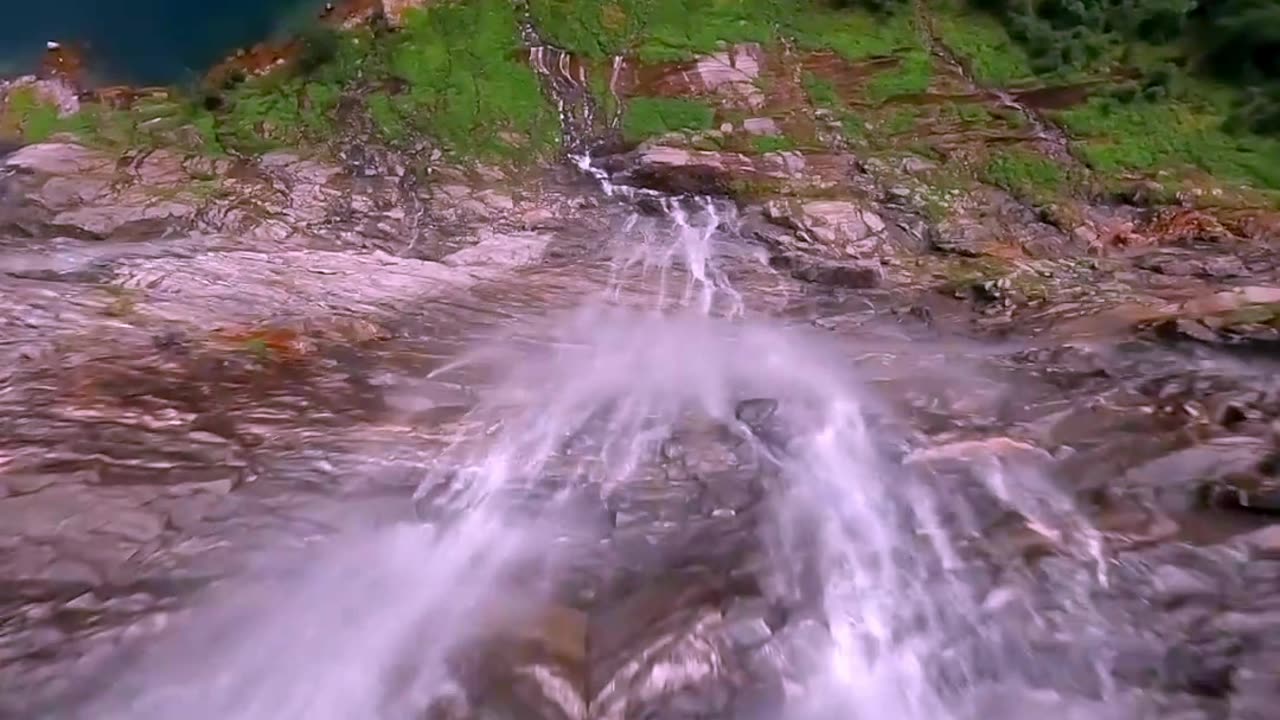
[56,153,1132,719]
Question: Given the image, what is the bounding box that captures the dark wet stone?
[1203,472,1280,514]
[1162,641,1240,698]
[1123,438,1270,513]
[734,398,778,428]
[723,610,773,650]
[770,254,883,289]
[697,470,761,516]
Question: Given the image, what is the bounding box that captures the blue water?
[1,0,327,85]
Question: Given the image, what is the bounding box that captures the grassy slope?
[3,0,558,163]
[929,1,1280,192]
[4,0,1277,194]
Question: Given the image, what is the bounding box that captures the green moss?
[750,134,796,153]
[980,148,1067,205]
[621,96,715,142]
[1057,95,1280,190]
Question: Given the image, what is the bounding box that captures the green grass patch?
[1057,95,1280,190]
[932,2,1035,85]
[528,0,784,61]
[208,1,558,161]
[529,1,922,65]
[622,96,716,142]
[787,5,917,61]
[841,113,867,139]
[750,134,796,153]
[802,71,840,109]
[866,50,932,103]
[882,106,922,135]
[36,3,556,162]
[384,1,559,158]
[1,87,62,142]
[980,147,1067,205]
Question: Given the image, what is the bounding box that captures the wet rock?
[0,486,165,544]
[762,199,888,257]
[621,147,734,196]
[697,470,761,516]
[1142,286,1280,347]
[1239,525,1280,557]
[1135,250,1246,279]
[934,188,1075,258]
[735,398,778,429]
[770,253,883,289]
[1123,438,1270,512]
[687,44,766,110]
[1151,565,1221,605]
[722,598,773,650]
[442,229,551,268]
[50,196,197,238]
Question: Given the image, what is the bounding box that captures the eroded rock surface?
[4,37,1280,715]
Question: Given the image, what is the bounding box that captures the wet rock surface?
[2,131,1280,718]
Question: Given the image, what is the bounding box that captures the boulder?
[763,199,888,257]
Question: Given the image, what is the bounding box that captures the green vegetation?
[1057,95,1280,189]
[883,106,922,134]
[933,1,1035,84]
[1,87,61,142]
[621,96,716,142]
[803,72,841,109]
[942,102,995,124]
[866,51,932,101]
[962,0,1280,137]
[980,147,1068,205]
[4,1,559,163]
[527,0,784,62]
[750,134,797,153]
[528,0,921,64]
[787,4,918,60]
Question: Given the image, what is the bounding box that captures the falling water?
[67,170,1118,718]
[60,22,1126,720]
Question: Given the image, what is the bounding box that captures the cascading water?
[62,22,1129,720]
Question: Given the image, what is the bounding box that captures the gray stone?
[1240,525,1280,557]
[1151,565,1221,604]
[742,118,781,136]
[0,486,164,543]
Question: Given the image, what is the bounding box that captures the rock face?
[762,199,890,256]
[4,17,1280,720]
[0,76,80,116]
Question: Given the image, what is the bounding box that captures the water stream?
[56,22,1128,720]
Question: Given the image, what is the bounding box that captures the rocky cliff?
[3,1,1280,718]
